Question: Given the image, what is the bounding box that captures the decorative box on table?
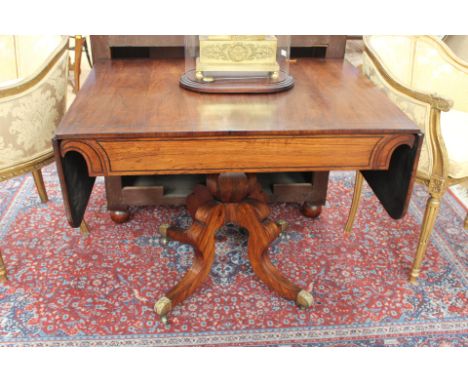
[180,35,294,93]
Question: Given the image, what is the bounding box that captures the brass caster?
[0,252,7,282]
[409,270,420,285]
[155,297,172,327]
[80,220,90,235]
[159,224,170,245]
[161,315,169,327]
[409,276,419,286]
[154,296,172,317]
[276,219,288,232]
[0,268,7,283]
[270,71,279,80]
[159,224,170,237]
[296,290,314,308]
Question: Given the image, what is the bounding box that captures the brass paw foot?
[154,296,172,321]
[296,290,314,308]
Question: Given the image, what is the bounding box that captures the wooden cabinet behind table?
[89,35,345,223]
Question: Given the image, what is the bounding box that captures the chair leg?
[0,250,7,282]
[74,35,84,92]
[80,220,90,235]
[464,212,467,230]
[409,195,441,284]
[83,37,93,67]
[344,171,364,233]
[32,169,48,203]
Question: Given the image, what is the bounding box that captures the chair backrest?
[443,35,468,62]
[0,35,64,84]
[365,35,468,112]
[0,35,68,178]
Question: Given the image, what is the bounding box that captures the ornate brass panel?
[196,35,280,81]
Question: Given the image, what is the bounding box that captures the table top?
[54,57,423,228]
[56,58,419,139]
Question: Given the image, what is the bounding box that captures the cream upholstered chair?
[0,35,88,281]
[345,35,468,284]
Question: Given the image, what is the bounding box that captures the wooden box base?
[105,172,329,223]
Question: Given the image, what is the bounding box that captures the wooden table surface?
[57,58,417,139]
[54,58,422,225]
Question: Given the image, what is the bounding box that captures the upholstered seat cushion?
[419,109,468,179]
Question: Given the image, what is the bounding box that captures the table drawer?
[59,134,416,176]
[71,134,413,176]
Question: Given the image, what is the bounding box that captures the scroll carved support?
[154,173,313,323]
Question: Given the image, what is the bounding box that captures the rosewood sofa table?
[53,58,422,323]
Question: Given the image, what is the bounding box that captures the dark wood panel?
[90,35,347,62]
[106,172,329,210]
[53,139,95,228]
[362,133,423,219]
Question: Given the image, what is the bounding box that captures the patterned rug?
[0,165,467,346]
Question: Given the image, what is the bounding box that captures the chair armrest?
[361,48,450,183]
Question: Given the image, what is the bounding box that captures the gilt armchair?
[345,35,468,283]
[0,35,88,281]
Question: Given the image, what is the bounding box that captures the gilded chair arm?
[364,45,453,112]
[362,48,450,188]
[422,107,450,195]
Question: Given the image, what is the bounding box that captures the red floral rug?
[0,165,467,346]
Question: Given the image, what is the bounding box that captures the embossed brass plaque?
[195,35,280,82]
